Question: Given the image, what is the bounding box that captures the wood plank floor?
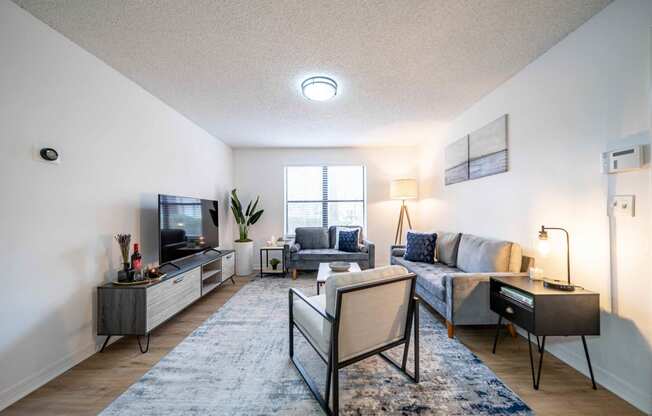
[1,275,643,416]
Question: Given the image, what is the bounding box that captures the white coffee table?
[316,262,361,295]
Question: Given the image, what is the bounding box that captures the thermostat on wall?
[601,145,643,174]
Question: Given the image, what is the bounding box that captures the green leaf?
[249,196,260,217]
[245,200,252,216]
[230,204,244,224]
[248,209,264,225]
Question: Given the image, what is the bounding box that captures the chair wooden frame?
[289,273,420,416]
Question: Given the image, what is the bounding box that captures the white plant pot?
[234,241,254,276]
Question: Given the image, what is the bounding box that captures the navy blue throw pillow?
[338,229,359,253]
[404,232,437,263]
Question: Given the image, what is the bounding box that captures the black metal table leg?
[137,334,150,353]
[259,249,263,278]
[527,332,536,388]
[527,333,546,390]
[581,336,597,389]
[492,316,503,354]
[534,336,546,389]
[99,335,111,352]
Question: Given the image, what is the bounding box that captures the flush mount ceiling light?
[301,76,338,101]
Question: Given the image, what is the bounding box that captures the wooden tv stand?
[97,250,235,353]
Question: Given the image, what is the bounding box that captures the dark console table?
[490,276,600,390]
[97,249,235,353]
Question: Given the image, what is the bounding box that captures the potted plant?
[231,189,264,276]
[269,258,281,271]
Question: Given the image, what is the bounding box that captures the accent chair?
[289,265,419,416]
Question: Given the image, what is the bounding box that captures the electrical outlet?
[609,195,635,217]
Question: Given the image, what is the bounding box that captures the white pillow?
[335,226,359,250]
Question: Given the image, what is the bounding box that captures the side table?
[490,276,600,390]
[259,246,287,278]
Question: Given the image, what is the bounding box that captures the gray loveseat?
[390,232,533,338]
[285,226,375,277]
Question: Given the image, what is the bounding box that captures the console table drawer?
[146,268,201,331]
[490,292,534,332]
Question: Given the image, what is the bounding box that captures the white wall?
[0,1,233,410]
[234,147,418,267]
[417,1,651,412]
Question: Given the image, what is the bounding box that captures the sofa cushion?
[296,249,368,261]
[338,229,359,252]
[329,225,363,248]
[392,256,459,301]
[295,227,329,249]
[435,231,462,267]
[404,231,437,263]
[456,234,512,273]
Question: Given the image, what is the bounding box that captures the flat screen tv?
[158,194,219,264]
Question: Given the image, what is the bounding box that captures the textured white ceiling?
[14,0,610,147]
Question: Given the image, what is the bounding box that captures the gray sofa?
[390,232,533,338]
[285,226,375,277]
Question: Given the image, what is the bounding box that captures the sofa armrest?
[289,288,333,321]
[284,242,300,253]
[390,244,406,257]
[362,240,375,268]
[444,272,529,324]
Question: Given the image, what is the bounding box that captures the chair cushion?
[456,234,513,273]
[295,227,329,249]
[329,225,363,248]
[392,256,459,301]
[293,294,329,355]
[338,229,359,252]
[324,265,408,317]
[404,231,437,263]
[296,249,368,261]
[435,231,462,267]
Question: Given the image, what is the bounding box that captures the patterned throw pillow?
[404,231,437,263]
[338,229,359,253]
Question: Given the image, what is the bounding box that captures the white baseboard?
[0,336,120,412]
[548,342,651,414]
[515,329,651,414]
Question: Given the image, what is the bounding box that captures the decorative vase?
[234,240,254,276]
[117,269,129,282]
[271,263,278,270]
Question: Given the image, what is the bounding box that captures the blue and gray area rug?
[100,277,532,415]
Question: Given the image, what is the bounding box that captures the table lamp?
[537,225,575,291]
[390,179,417,244]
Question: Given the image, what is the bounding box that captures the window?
[285,165,366,235]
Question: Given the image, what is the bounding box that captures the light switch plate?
[610,195,635,217]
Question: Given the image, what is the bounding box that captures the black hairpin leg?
[230,275,236,285]
[137,334,150,353]
[582,336,597,389]
[99,335,111,352]
[492,316,503,354]
[527,333,546,389]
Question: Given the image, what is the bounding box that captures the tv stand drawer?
[146,267,200,331]
[222,252,235,278]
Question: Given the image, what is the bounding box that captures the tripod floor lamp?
[391,179,418,245]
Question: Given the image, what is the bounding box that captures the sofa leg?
[446,321,454,339]
[291,269,297,280]
[506,323,517,338]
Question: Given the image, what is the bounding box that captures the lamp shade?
[390,179,418,200]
